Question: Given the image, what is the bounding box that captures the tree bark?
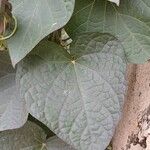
[112,63,150,150]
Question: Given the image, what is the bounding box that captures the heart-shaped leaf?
[0,51,28,131]
[66,0,150,63]
[0,121,74,150]
[8,0,75,66]
[16,33,127,150]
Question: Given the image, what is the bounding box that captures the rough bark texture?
[112,63,150,150]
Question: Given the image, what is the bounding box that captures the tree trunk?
[112,63,150,150]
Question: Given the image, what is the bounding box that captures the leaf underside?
[17,33,127,150]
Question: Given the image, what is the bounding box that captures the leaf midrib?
[17,0,39,54]
[73,64,93,149]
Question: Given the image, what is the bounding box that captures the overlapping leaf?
[0,51,28,131]
[16,33,127,150]
[47,136,75,150]
[0,121,74,150]
[66,0,150,63]
[8,0,75,66]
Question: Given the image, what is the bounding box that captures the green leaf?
[28,114,55,138]
[46,136,75,150]
[0,51,28,131]
[8,0,75,66]
[16,33,127,150]
[66,0,150,63]
[0,121,74,150]
[0,121,46,150]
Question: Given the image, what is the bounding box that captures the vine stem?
[0,15,17,40]
[40,143,47,150]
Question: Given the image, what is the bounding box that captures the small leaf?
[8,0,75,66]
[66,0,150,63]
[17,33,127,150]
[0,51,28,131]
[0,121,75,150]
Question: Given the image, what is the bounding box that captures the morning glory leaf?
[8,0,75,66]
[16,33,127,150]
[66,0,150,63]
